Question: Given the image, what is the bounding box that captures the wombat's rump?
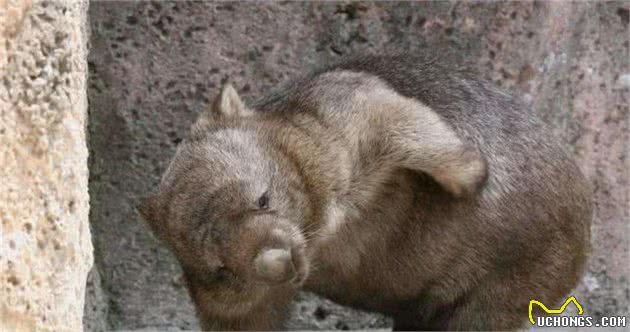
[139,54,592,330]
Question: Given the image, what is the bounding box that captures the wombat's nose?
[254,248,296,284]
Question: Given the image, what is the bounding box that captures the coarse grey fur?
[138,53,592,330]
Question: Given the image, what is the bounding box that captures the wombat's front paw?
[254,245,309,286]
[432,147,488,197]
[254,249,296,284]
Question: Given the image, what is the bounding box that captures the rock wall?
[0,0,91,331]
[86,1,629,330]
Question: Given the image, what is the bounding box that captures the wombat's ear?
[191,83,252,133]
[137,195,167,240]
[210,83,252,118]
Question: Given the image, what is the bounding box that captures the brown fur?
[138,54,592,330]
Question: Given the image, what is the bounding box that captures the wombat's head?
[138,84,309,315]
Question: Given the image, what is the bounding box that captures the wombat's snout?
[254,248,296,284]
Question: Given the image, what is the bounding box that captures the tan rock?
[0,1,91,331]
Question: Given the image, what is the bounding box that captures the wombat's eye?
[215,266,232,282]
[257,191,270,210]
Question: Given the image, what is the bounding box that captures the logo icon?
[528,296,584,325]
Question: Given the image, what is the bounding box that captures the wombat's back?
[260,53,591,244]
[340,56,592,320]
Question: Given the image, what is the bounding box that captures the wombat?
[138,54,592,330]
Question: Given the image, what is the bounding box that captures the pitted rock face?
[1,1,92,331]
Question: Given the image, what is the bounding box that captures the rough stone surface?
[0,0,91,331]
[86,1,629,330]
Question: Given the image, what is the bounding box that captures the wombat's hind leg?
[388,105,487,197]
